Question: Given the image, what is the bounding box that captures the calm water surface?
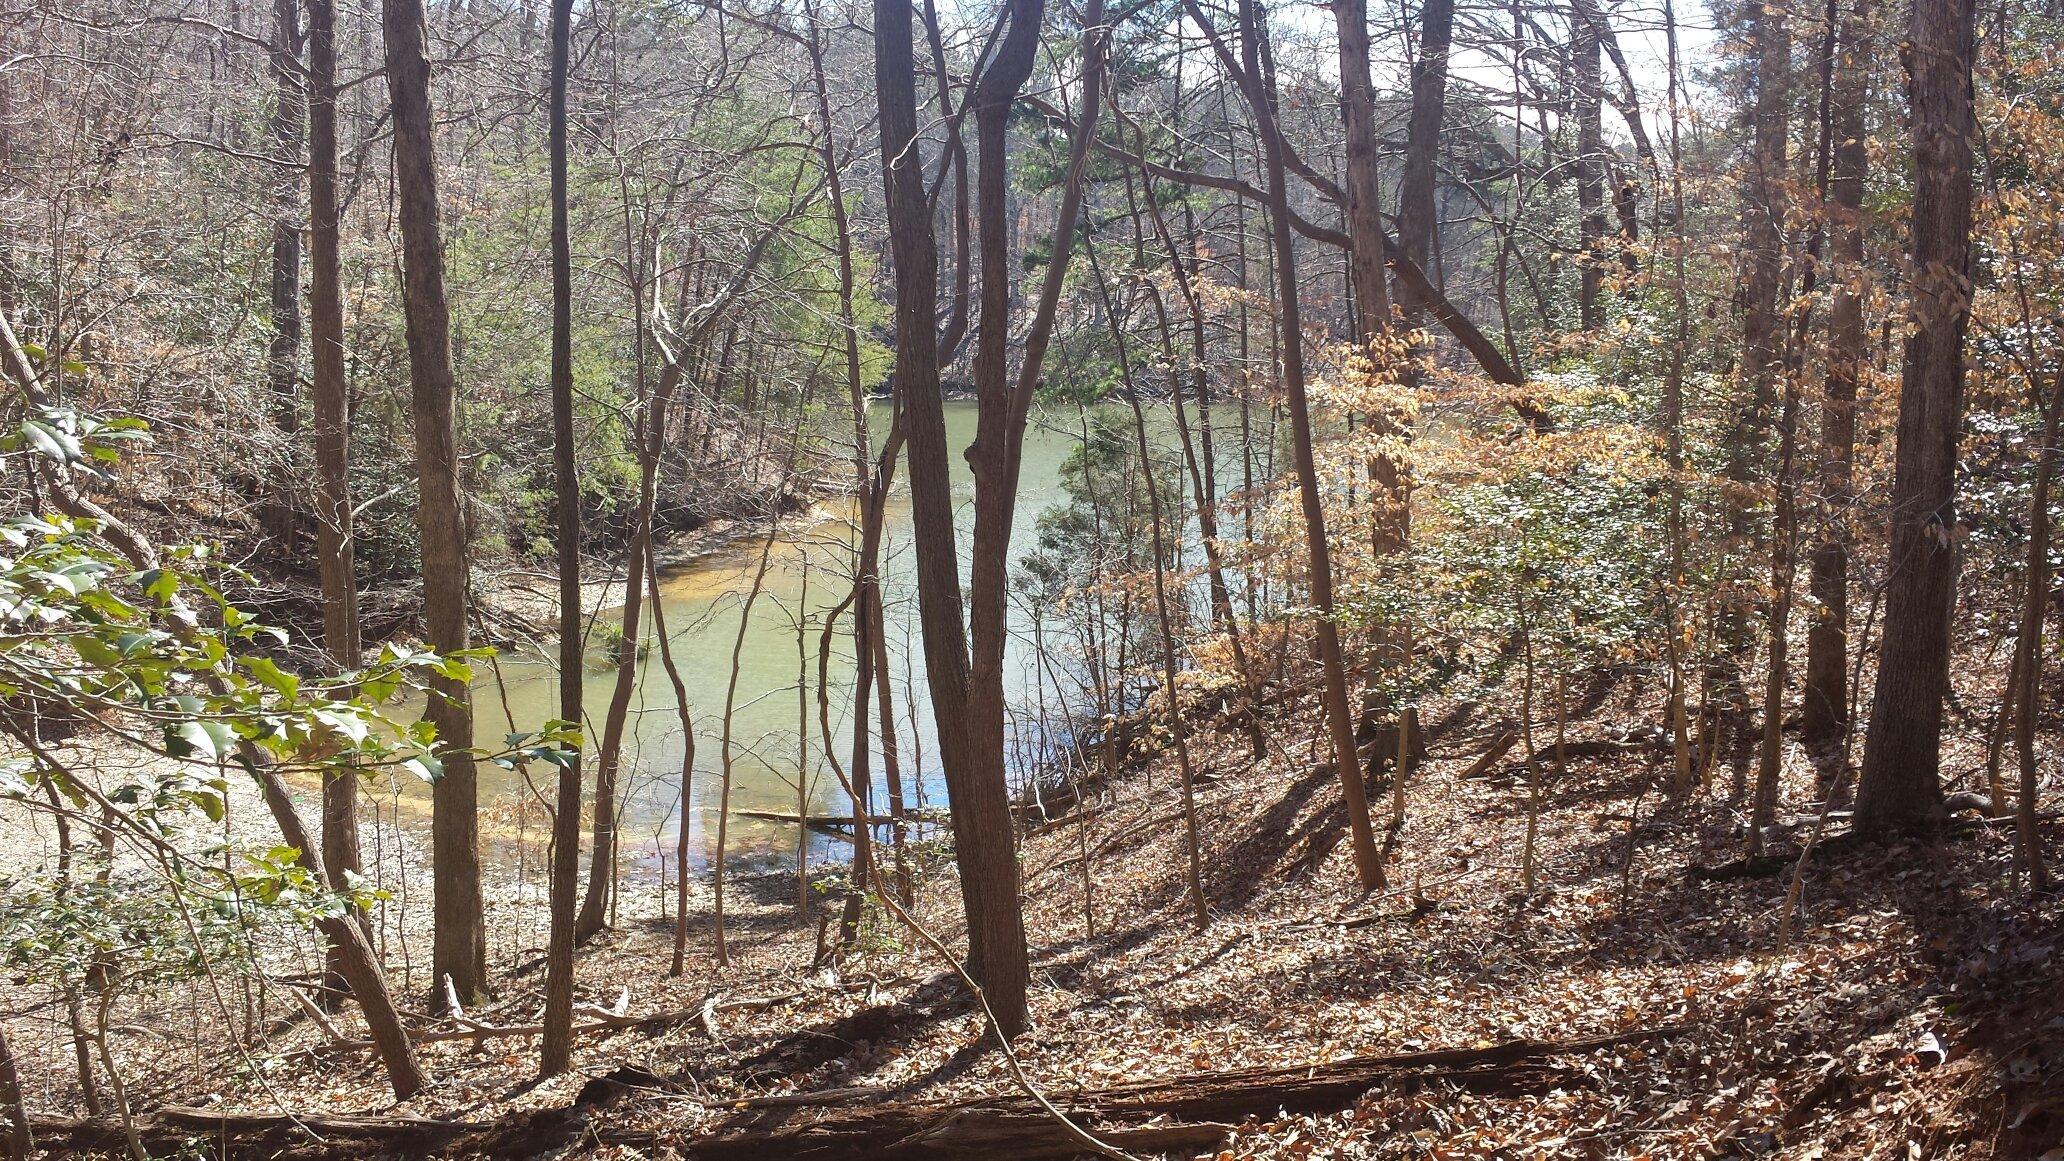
[464,399,1094,871]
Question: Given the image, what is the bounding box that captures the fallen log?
[30,1108,479,1156]
[736,809,920,832]
[1460,730,1521,779]
[1522,732,1669,768]
[676,1026,1689,1159]
[316,989,815,1051]
[36,1066,665,1159]
[158,1108,470,1138]
[29,1028,1687,1159]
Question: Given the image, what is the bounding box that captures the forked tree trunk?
[646,553,698,977]
[577,208,802,944]
[382,0,486,1005]
[956,0,1066,1037]
[886,0,1095,1036]
[574,485,649,941]
[803,0,885,944]
[1855,0,1972,832]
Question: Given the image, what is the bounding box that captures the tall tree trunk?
[577,258,737,946]
[1854,0,1971,833]
[1752,347,1802,847]
[382,0,486,1006]
[1396,0,1453,311]
[803,0,898,944]
[1573,0,1605,330]
[1660,0,1696,795]
[957,0,1049,1037]
[539,0,582,1077]
[1329,0,1394,344]
[905,0,1096,1036]
[1718,0,1791,788]
[574,493,648,941]
[871,586,912,904]
[268,0,303,490]
[1802,0,1869,746]
[649,552,699,976]
[873,0,983,1005]
[306,0,367,998]
[2009,372,2061,888]
[1234,0,1385,889]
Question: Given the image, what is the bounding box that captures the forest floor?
[20,667,2064,1160]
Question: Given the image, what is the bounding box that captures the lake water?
[467,399,1111,871]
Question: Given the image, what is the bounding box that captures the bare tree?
[1572,0,1604,330]
[1213,0,1386,889]
[1802,0,1870,747]
[539,0,583,1078]
[382,0,487,1005]
[305,0,368,1004]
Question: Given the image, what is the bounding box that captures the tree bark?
[1573,0,1605,330]
[539,0,582,1077]
[381,0,487,1005]
[1854,0,1972,832]
[2009,372,2060,888]
[0,1017,30,1160]
[955,0,1052,1037]
[1222,0,1385,889]
[874,0,977,1007]
[268,0,303,443]
[1397,0,1454,313]
[1717,0,1790,785]
[306,0,368,1000]
[1331,0,1394,343]
[1660,0,1696,794]
[1802,0,1869,746]
[802,0,896,945]
[574,489,649,941]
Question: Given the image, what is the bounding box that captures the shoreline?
[473,479,854,640]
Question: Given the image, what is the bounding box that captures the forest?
[0,0,2060,1151]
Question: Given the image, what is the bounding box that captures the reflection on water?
[463,399,1090,871]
